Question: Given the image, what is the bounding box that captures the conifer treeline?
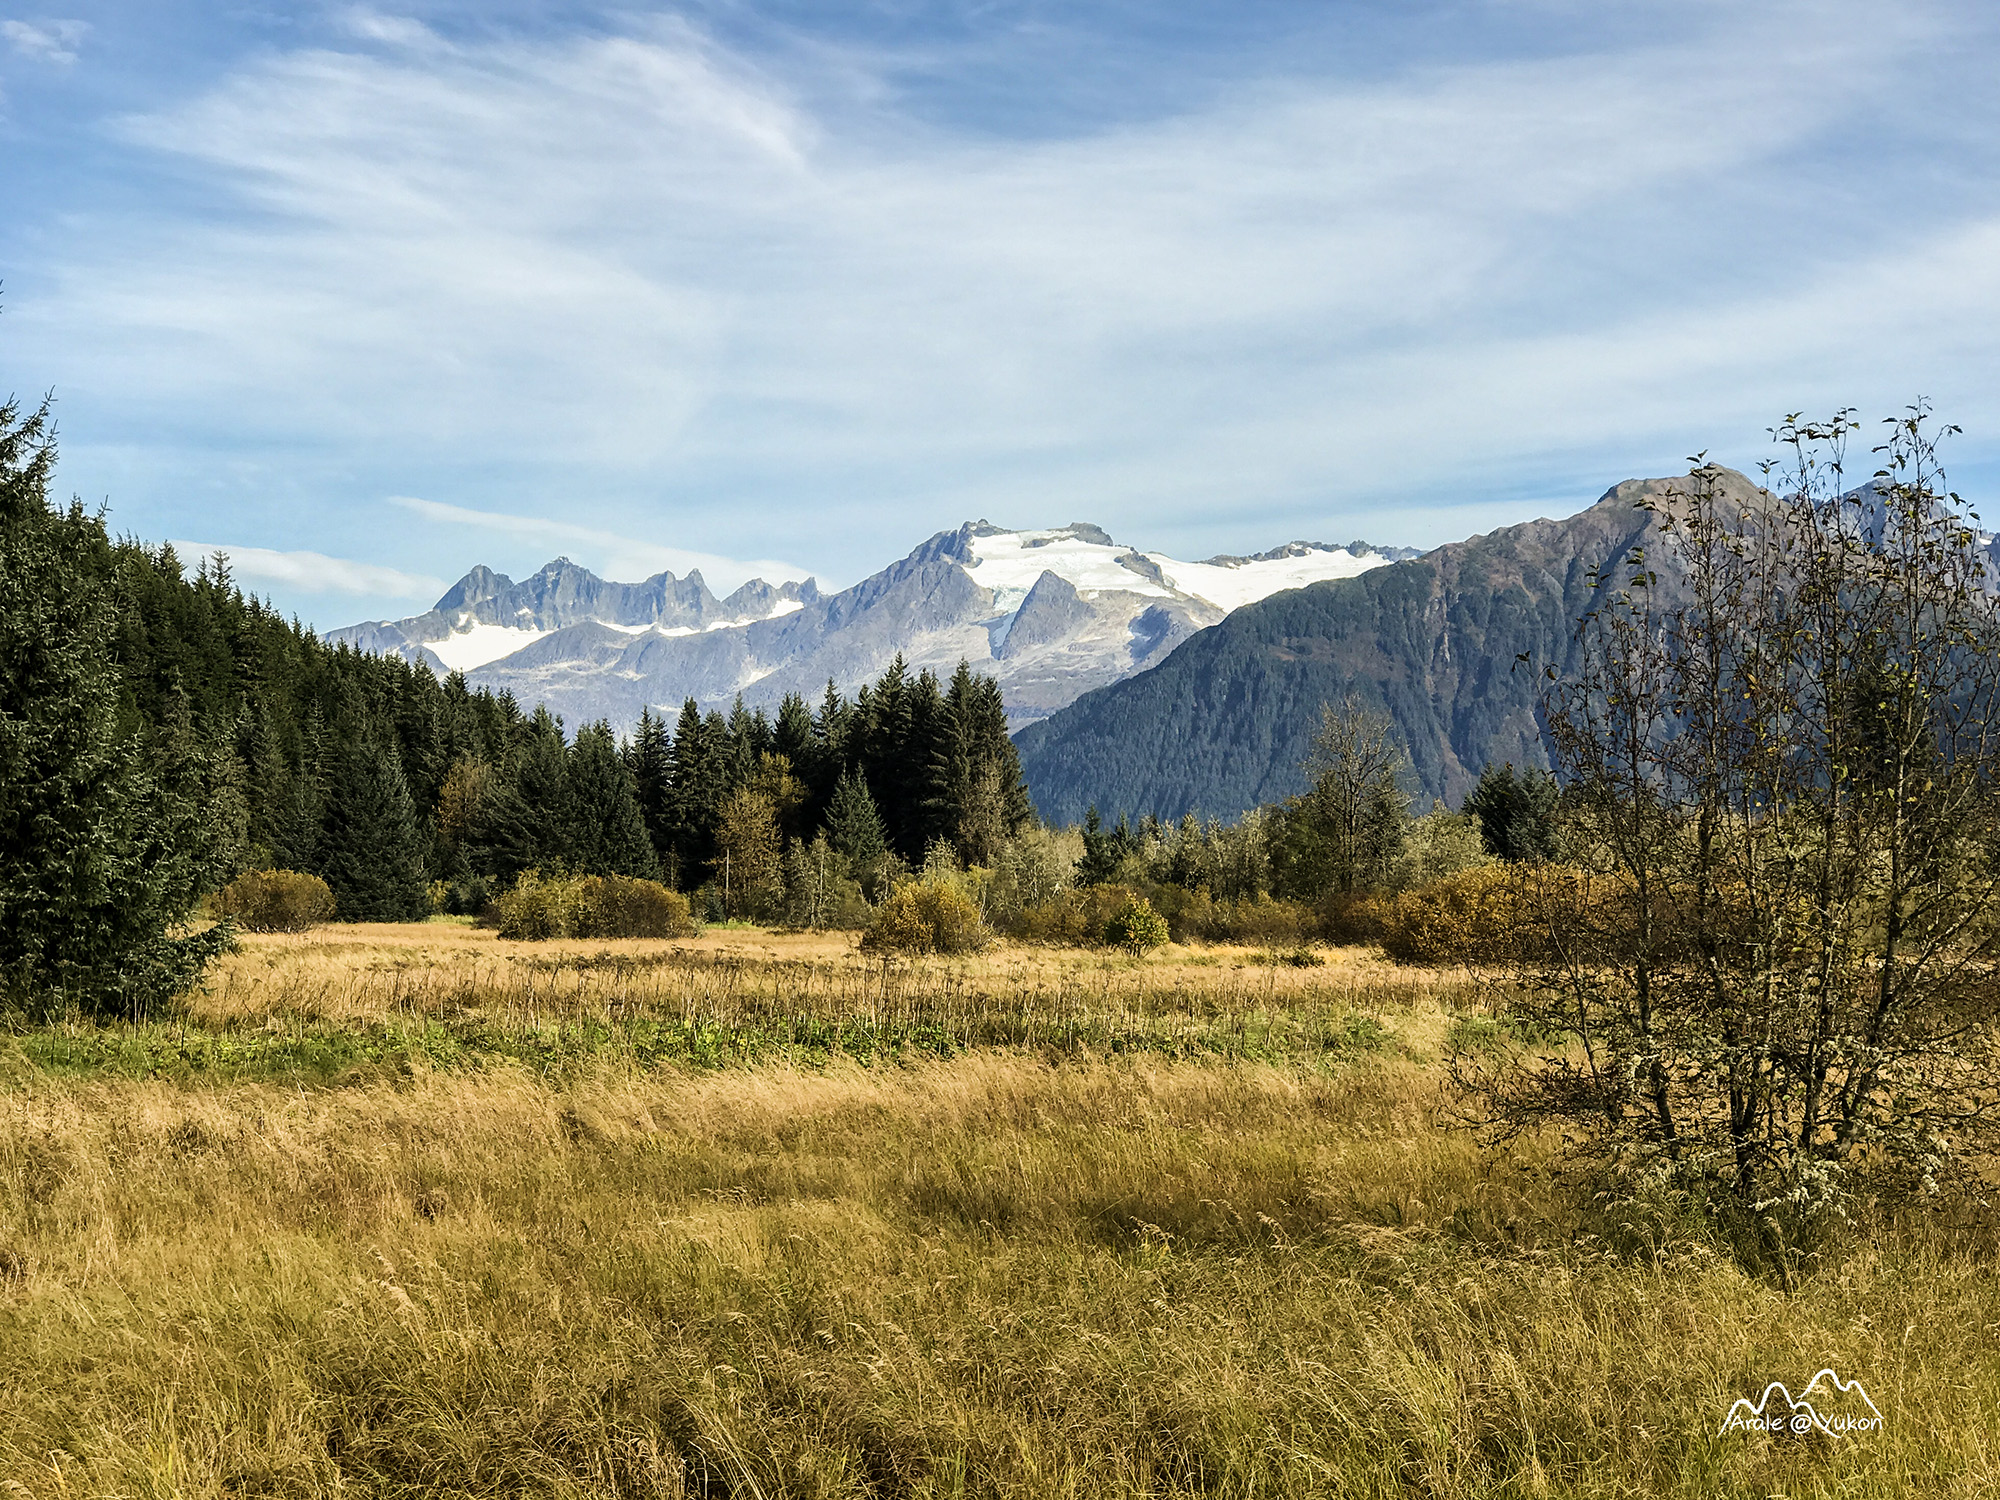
[440,657,1034,915]
[126,524,1034,919]
[2,391,1033,958]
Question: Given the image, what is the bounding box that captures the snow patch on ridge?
[961,526,1394,618]
[963,529,1177,609]
[426,622,550,672]
[1150,547,1388,613]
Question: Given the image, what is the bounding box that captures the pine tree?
[627,706,674,874]
[825,768,887,883]
[0,394,231,1014]
[315,739,430,920]
[569,720,658,878]
[666,699,729,883]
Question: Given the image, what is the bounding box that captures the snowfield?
[961,527,1391,615]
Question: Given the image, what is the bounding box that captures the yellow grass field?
[2,925,1996,1497]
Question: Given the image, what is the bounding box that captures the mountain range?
[330,523,1421,732]
[332,466,1992,829]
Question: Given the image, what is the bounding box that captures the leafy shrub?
[1315,891,1392,946]
[1145,887,1316,946]
[1375,863,1524,965]
[210,869,336,933]
[860,883,991,956]
[1101,897,1168,955]
[1225,896,1314,947]
[495,870,698,941]
[587,875,699,938]
[1013,883,1139,945]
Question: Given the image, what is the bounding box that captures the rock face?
[329,522,1417,732]
[1013,471,1777,824]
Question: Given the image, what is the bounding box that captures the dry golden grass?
[1,927,1994,1496]
[188,923,1437,1028]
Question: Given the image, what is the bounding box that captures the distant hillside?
[1013,472,1767,823]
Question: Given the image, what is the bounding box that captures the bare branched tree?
[1280,695,1409,896]
[1474,406,2000,1266]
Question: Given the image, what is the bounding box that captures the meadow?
[1,925,1996,1498]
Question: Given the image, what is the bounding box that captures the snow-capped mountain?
[329,558,819,674]
[329,521,1421,731]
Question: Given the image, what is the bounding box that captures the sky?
[4,1,1999,630]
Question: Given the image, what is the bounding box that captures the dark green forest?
[1,394,1030,1010]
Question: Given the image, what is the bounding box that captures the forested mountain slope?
[1014,471,1762,823]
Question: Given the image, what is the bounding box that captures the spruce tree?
[774,691,815,788]
[315,738,429,921]
[507,708,577,869]
[825,768,887,882]
[1462,762,1559,863]
[626,706,674,872]
[569,720,658,878]
[666,699,729,882]
[0,393,231,1014]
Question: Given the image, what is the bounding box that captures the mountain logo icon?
[1720,1369,1883,1436]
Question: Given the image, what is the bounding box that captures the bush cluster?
[1100,896,1168,955]
[210,870,337,933]
[1011,883,1317,950]
[1371,863,1526,966]
[859,882,991,956]
[493,870,699,941]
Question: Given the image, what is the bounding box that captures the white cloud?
[171,540,445,599]
[2,18,86,64]
[387,497,814,593]
[14,0,2000,594]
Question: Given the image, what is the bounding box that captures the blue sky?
[4,1,1999,628]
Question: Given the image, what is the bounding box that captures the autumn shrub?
[1013,883,1140,946]
[1376,863,1526,966]
[1224,895,1315,947]
[1316,891,1392,947]
[584,875,699,939]
[495,871,698,941]
[1101,896,1169,955]
[210,869,336,933]
[1145,887,1316,946]
[860,883,991,956]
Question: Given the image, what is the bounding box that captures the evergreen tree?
[0,394,231,1014]
[569,720,658,877]
[858,655,913,850]
[1462,761,1559,863]
[774,692,814,782]
[666,699,729,883]
[825,768,887,884]
[1078,806,1138,885]
[725,696,762,788]
[626,706,674,872]
[315,739,430,921]
[512,708,576,865]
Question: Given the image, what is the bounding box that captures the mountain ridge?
[1012,471,1771,822]
[329,521,1419,731]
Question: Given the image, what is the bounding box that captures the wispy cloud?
[388,497,813,593]
[12,0,2000,613]
[172,540,445,600]
[2,18,86,64]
